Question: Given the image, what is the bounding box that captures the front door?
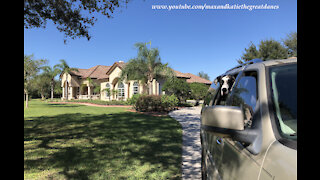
[220,71,262,180]
[201,78,224,179]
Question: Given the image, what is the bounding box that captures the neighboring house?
[61,61,212,100]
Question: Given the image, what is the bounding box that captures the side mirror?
[201,105,262,155]
[201,106,244,137]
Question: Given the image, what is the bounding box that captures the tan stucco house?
[61,61,212,100]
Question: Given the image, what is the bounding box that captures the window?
[229,71,257,128]
[118,82,125,98]
[203,73,238,107]
[133,82,139,95]
[106,83,110,97]
[203,79,219,107]
[268,64,297,140]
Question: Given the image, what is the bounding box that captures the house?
[61,61,212,100]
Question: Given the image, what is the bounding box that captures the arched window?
[133,81,139,94]
[106,83,110,97]
[118,82,125,98]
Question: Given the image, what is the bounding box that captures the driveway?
[169,106,202,180]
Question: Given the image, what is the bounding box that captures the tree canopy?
[197,71,210,81]
[283,32,297,57]
[120,42,174,94]
[237,32,297,64]
[162,77,191,103]
[24,0,130,42]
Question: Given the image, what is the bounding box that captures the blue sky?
[24,0,297,81]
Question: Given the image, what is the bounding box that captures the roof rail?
[244,58,263,65]
[225,58,263,73]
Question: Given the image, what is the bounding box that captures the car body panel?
[200,58,297,180]
[262,141,297,179]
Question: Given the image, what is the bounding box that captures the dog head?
[218,75,235,96]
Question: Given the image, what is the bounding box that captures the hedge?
[134,94,178,112]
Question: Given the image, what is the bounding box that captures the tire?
[201,142,207,180]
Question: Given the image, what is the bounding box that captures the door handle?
[216,138,223,145]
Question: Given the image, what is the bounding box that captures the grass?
[48,98,129,105]
[24,99,182,179]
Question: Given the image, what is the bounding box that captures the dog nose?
[222,88,227,92]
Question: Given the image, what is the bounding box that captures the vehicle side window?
[203,81,219,107]
[214,73,238,106]
[228,71,258,128]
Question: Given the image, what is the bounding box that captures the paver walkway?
[169,106,202,180]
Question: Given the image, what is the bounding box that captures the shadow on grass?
[24,112,182,179]
[46,104,83,108]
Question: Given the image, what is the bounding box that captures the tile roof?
[173,70,191,78]
[69,68,88,77]
[68,62,211,84]
[184,73,212,85]
[70,65,111,79]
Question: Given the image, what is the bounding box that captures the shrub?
[135,94,178,112]
[127,94,142,106]
[161,94,179,111]
[135,95,160,112]
[162,77,191,103]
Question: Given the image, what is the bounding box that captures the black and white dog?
[215,74,252,127]
[214,75,236,97]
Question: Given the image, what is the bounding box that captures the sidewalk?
[169,106,202,180]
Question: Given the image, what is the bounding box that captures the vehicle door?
[219,71,263,180]
[201,72,243,179]
[201,78,225,179]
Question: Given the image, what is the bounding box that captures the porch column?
[152,79,157,95]
[69,87,73,100]
[62,87,65,99]
[88,86,91,98]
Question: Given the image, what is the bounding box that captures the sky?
[24,0,297,81]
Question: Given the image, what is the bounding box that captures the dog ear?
[231,75,236,82]
[214,76,221,85]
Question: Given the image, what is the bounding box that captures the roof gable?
[184,73,212,85]
[106,61,126,75]
[69,65,111,79]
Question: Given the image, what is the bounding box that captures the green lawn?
[24,100,182,180]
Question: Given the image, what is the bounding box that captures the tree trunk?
[51,85,54,100]
[41,93,45,100]
[25,92,29,108]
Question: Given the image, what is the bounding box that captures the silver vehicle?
[200,58,297,180]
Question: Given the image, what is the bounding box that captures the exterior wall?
[61,73,72,100]
[61,72,108,100]
[62,65,206,101]
[157,78,166,95]
[109,67,122,85]
[128,80,144,98]
[100,82,113,101]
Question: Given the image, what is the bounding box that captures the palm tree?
[55,59,79,100]
[42,65,61,100]
[120,42,174,94]
[55,59,79,77]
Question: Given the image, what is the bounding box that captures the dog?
[214,75,236,97]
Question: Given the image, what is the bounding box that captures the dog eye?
[221,80,224,84]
